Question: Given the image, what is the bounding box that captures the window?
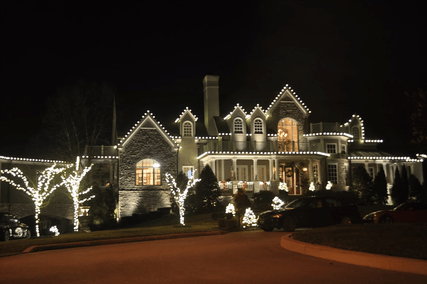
[182,166,194,178]
[234,118,243,133]
[254,118,263,134]
[352,127,360,140]
[327,164,338,184]
[236,165,248,181]
[341,144,346,154]
[136,159,161,185]
[326,143,337,154]
[278,118,298,151]
[251,165,267,181]
[183,121,193,137]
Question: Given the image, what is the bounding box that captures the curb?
[280,233,427,276]
[23,230,223,253]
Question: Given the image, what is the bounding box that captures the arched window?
[352,126,360,140]
[183,121,193,137]
[254,118,263,134]
[234,118,243,134]
[136,159,161,185]
[278,118,299,151]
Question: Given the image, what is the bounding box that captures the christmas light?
[61,163,94,232]
[309,182,315,191]
[279,182,288,192]
[225,203,236,217]
[0,164,69,237]
[326,181,333,190]
[49,226,60,236]
[166,172,200,226]
[271,196,284,210]
[242,207,257,228]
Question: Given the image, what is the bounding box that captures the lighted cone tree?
[279,182,288,192]
[0,164,68,237]
[165,172,199,226]
[61,164,94,232]
[225,203,236,217]
[242,207,257,228]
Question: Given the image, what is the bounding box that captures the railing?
[218,181,271,196]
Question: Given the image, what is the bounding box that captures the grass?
[291,223,427,260]
[0,213,220,256]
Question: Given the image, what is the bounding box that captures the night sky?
[1,1,426,158]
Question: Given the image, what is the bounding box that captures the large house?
[1,75,424,222]
[81,75,424,219]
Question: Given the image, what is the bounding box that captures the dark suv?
[0,213,31,241]
[257,196,362,232]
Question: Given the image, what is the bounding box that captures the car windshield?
[393,203,413,211]
[285,199,307,209]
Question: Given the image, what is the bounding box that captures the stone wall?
[118,127,177,218]
[0,203,73,220]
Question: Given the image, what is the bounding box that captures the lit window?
[234,118,243,134]
[327,164,338,184]
[278,118,298,151]
[326,143,337,154]
[136,159,161,185]
[183,121,193,137]
[352,127,360,140]
[254,118,263,134]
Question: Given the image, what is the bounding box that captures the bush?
[218,217,238,230]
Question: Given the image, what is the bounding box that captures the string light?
[242,207,257,228]
[0,164,69,237]
[326,181,333,190]
[225,203,236,217]
[272,196,284,210]
[61,163,94,232]
[309,182,315,191]
[165,172,200,226]
[49,226,60,236]
[279,182,288,192]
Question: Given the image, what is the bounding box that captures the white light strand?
[0,164,69,237]
[309,182,315,191]
[271,196,284,210]
[225,203,236,217]
[165,172,200,226]
[61,164,94,232]
[279,182,288,192]
[242,207,257,228]
[326,181,333,190]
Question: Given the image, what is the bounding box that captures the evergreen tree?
[409,174,426,201]
[391,167,406,205]
[372,166,388,204]
[401,165,409,202]
[351,166,374,204]
[194,165,221,212]
[423,159,427,192]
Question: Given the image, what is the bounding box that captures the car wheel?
[26,229,31,239]
[261,227,273,232]
[283,217,296,232]
[2,230,10,241]
[341,216,352,225]
[379,215,393,223]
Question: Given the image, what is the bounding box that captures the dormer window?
[278,118,299,152]
[352,126,360,140]
[254,118,263,134]
[234,118,243,134]
[183,121,193,137]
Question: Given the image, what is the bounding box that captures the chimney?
[203,75,220,136]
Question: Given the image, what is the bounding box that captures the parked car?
[363,201,427,224]
[257,196,362,232]
[0,213,31,241]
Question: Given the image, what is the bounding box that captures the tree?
[401,165,409,202]
[405,88,427,151]
[391,167,406,205]
[372,166,388,204]
[88,184,117,229]
[409,174,426,201]
[166,172,199,226]
[42,81,115,161]
[0,164,68,237]
[61,164,94,232]
[350,166,374,204]
[194,165,221,213]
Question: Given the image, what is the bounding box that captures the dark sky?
[1,0,426,158]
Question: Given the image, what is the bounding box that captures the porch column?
[275,159,279,181]
[232,158,237,181]
[211,160,216,176]
[253,158,258,181]
[221,159,225,181]
[269,159,273,181]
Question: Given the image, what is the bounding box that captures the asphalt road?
[1,231,426,283]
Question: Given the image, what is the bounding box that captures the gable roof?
[266,85,311,116]
[117,110,177,149]
[223,103,249,120]
[249,104,267,118]
[174,107,198,123]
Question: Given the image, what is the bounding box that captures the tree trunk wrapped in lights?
[166,172,199,226]
[61,164,94,232]
[0,164,69,237]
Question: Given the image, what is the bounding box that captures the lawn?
[291,223,427,260]
[0,213,220,256]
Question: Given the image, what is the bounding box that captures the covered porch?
[197,151,329,196]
